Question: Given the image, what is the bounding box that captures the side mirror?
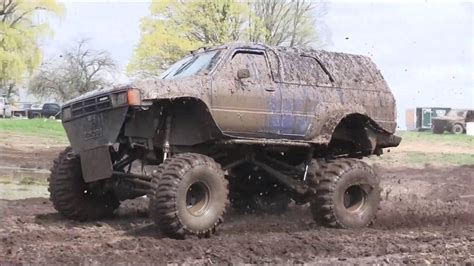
[237,69,250,79]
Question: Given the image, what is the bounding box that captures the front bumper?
[62,106,128,152]
[62,96,129,182]
[61,88,133,152]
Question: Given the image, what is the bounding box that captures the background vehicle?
[28,103,61,119]
[49,43,401,239]
[431,109,474,134]
[0,96,12,118]
[405,107,450,131]
[11,102,33,118]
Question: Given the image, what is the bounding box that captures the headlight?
[112,89,141,106]
[62,107,71,120]
[113,91,128,106]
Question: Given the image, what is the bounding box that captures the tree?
[248,0,320,47]
[128,0,324,78]
[29,39,117,102]
[0,0,64,98]
[127,0,249,78]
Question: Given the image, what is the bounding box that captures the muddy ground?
[0,133,473,264]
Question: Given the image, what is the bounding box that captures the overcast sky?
[40,0,473,129]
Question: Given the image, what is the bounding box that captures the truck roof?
[197,42,388,92]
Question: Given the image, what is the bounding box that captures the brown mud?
[1,165,473,264]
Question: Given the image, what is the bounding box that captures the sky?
[39,0,474,129]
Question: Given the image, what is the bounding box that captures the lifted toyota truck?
[49,43,401,238]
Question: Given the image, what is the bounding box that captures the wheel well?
[328,113,379,156]
[162,98,223,146]
[452,123,465,131]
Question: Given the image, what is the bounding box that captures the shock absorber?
[162,114,173,161]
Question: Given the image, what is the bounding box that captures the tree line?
[127,0,323,78]
[0,0,324,102]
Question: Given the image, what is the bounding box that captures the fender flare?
[309,109,388,145]
[155,97,224,146]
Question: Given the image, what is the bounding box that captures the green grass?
[404,152,474,166]
[396,130,474,148]
[371,150,474,167]
[0,118,66,138]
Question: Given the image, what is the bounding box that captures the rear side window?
[278,52,331,86]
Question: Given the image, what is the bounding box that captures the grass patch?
[397,130,474,148]
[403,152,474,166]
[372,151,474,167]
[0,118,66,138]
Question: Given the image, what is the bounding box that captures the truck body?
[50,43,401,238]
[432,109,474,134]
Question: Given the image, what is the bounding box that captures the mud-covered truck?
[50,43,401,238]
[431,109,474,134]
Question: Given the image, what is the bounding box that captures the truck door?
[211,50,281,138]
[277,53,333,137]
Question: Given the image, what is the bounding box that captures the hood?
[62,85,130,106]
[133,75,211,103]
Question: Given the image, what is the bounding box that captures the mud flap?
[80,146,113,183]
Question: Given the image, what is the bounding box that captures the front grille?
[70,95,112,118]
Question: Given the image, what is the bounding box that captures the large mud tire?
[48,147,119,221]
[311,159,381,228]
[149,153,228,238]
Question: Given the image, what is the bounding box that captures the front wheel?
[149,153,228,238]
[310,159,381,228]
[451,124,464,135]
[48,147,119,221]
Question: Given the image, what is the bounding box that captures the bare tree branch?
[29,39,117,101]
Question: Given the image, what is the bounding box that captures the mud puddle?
[0,167,49,200]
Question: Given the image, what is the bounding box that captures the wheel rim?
[343,185,367,212]
[453,125,463,134]
[186,181,211,216]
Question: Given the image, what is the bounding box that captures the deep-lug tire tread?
[149,153,229,238]
[48,147,119,221]
[311,158,381,228]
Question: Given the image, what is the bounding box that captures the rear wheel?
[451,124,464,134]
[310,159,381,228]
[48,147,119,221]
[149,153,228,238]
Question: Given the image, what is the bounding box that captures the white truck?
[0,96,12,118]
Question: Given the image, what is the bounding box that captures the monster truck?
[49,43,401,238]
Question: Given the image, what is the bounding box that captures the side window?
[279,52,331,86]
[229,52,272,84]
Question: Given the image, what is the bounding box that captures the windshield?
[159,50,221,80]
[446,109,466,117]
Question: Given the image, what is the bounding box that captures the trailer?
[405,107,451,131]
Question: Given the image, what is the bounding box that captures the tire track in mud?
[1,166,473,264]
